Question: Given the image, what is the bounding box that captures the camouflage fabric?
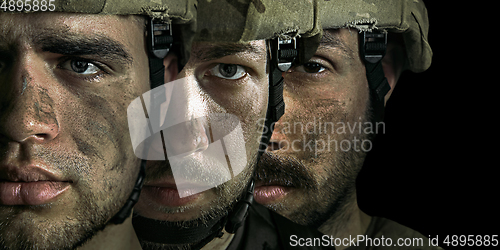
[319,0,432,72]
[194,0,323,69]
[51,0,196,23]
[195,0,431,73]
[8,0,431,72]
[195,0,321,42]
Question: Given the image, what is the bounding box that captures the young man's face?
[254,29,374,226]
[0,13,148,249]
[133,40,268,226]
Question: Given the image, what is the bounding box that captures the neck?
[318,193,372,250]
[77,215,142,250]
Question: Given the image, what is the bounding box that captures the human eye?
[60,59,100,75]
[207,63,247,80]
[294,62,327,74]
[58,58,108,80]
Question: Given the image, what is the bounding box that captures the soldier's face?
[133,40,268,225]
[254,29,373,226]
[0,13,148,249]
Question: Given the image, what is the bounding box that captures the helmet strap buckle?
[147,19,173,59]
[361,31,391,123]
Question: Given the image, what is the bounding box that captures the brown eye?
[218,64,238,77]
[208,63,246,80]
[300,62,325,73]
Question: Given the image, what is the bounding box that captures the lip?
[0,164,71,206]
[141,178,203,207]
[0,165,67,182]
[0,181,70,205]
[253,181,293,205]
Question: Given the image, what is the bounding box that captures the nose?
[157,76,210,157]
[266,124,286,152]
[162,116,210,157]
[0,60,60,143]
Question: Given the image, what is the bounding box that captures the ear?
[382,40,406,106]
[163,53,179,82]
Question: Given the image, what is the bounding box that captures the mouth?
[252,151,316,205]
[0,165,71,206]
[253,179,294,205]
[140,177,203,207]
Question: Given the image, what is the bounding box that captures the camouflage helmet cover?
[319,0,432,73]
[195,0,321,42]
[194,0,323,67]
[8,0,431,73]
[51,0,196,23]
[195,0,431,73]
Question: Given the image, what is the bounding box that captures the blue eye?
[61,59,101,75]
[209,64,246,80]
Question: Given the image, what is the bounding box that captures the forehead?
[190,40,267,62]
[0,12,142,49]
[319,28,358,59]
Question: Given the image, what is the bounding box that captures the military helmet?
[193,0,432,126]
[318,0,432,73]
[195,0,321,42]
[51,0,196,22]
[195,0,322,66]
[195,0,431,73]
[5,0,432,235]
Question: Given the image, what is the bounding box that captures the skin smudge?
[72,134,103,161]
[21,76,28,95]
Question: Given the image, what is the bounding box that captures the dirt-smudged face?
[0,12,149,249]
[133,40,269,249]
[254,29,375,226]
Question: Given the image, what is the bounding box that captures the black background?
[357,1,497,249]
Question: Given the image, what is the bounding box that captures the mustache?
[144,160,174,181]
[143,154,230,185]
[253,151,317,190]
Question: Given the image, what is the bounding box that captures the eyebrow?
[319,30,355,59]
[192,42,266,62]
[32,28,133,65]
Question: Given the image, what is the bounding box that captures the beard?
[0,199,105,250]
[253,150,361,228]
[253,107,376,228]
[0,146,137,250]
[135,152,257,250]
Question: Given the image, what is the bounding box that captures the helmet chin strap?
[131,182,229,247]
[128,18,299,249]
[222,37,298,235]
[360,31,391,124]
[132,180,255,250]
[128,29,389,247]
[109,18,172,225]
[110,161,146,224]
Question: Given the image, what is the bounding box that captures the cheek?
[69,95,126,167]
[239,81,268,153]
[208,77,268,155]
[63,77,145,173]
[276,69,370,158]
